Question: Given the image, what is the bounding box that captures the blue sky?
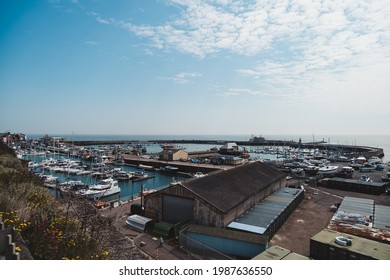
[1,0,389,135]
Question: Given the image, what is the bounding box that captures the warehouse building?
[310,229,390,260]
[144,161,286,228]
[252,245,310,260]
[328,196,390,243]
[310,196,390,260]
[228,186,304,239]
[144,162,308,259]
[320,177,388,195]
[177,187,303,259]
[180,225,268,259]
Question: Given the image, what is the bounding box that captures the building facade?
[159,149,188,161]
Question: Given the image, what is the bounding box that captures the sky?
[1,0,389,136]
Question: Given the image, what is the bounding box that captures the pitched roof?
[221,142,238,150]
[180,161,285,213]
[159,148,186,154]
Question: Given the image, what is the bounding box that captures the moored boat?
[76,178,120,200]
[192,172,206,178]
[160,166,179,173]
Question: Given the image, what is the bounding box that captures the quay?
[121,154,231,174]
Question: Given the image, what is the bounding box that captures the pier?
[121,154,229,174]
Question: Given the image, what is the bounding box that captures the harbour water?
[27,134,390,161]
[23,133,390,201]
[24,154,187,201]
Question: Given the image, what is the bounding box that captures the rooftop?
[252,245,310,260]
[328,196,390,242]
[159,148,186,154]
[311,229,390,260]
[180,161,286,213]
[186,224,268,245]
[227,187,303,234]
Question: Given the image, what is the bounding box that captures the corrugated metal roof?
[322,177,388,187]
[331,196,373,226]
[153,221,175,238]
[126,214,153,232]
[342,196,374,204]
[374,205,390,230]
[186,224,268,244]
[331,196,390,235]
[227,187,303,235]
[228,222,267,234]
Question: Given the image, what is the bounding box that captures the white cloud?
[84,40,97,45]
[217,88,265,97]
[96,17,110,25]
[161,72,202,84]
[92,0,390,110]
[115,0,390,66]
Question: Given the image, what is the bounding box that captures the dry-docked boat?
[318,165,339,175]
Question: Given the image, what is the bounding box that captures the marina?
[9,133,388,205]
[1,132,390,262]
[23,153,188,203]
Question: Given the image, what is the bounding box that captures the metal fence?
[179,230,233,260]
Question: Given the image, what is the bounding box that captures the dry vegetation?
[0,142,146,260]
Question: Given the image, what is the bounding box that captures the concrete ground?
[103,198,193,260]
[269,164,390,257]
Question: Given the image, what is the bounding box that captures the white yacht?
[318,165,339,175]
[368,156,382,164]
[76,178,120,200]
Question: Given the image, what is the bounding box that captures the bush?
[0,151,112,260]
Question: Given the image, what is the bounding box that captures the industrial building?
[180,224,268,259]
[252,245,310,260]
[177,186,303,259]
[228,187,304,239]
[320,177,388,195]
[144,161,287,228]
[328,196,390,243]
[210,155,244,165]
[310,229,390,260]
[309,196,390,260]
[143,161,307,259]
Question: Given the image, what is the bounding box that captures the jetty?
[121,154,228,174]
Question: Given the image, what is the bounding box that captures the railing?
[179,230,232,260]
